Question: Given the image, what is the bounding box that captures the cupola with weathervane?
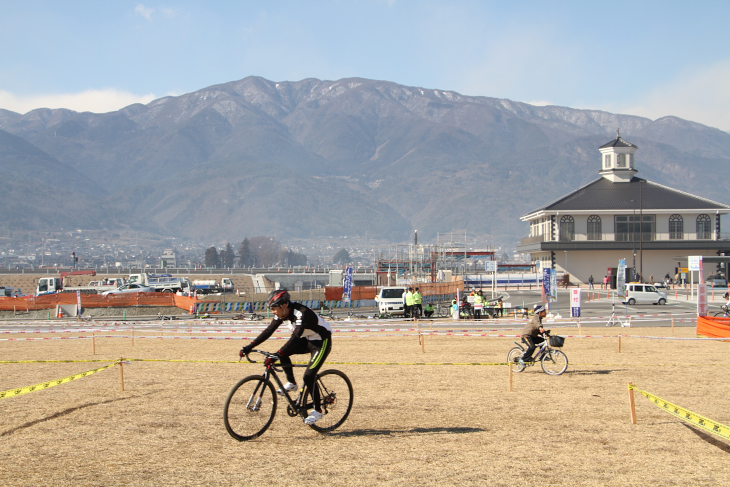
[598,129,638,183]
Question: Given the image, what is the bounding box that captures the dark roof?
[524,177,730,215]
[599,136,637,149]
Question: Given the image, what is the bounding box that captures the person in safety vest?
[424,302,434,318]
[404,287,414,318]
[239,289,333,425]
[473,290,484,320]
[412,287,423,319]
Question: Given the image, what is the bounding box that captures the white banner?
[570,288,581,317]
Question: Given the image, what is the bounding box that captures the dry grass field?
[1,323,729,486]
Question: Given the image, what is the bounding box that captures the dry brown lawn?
[1,323,729,486]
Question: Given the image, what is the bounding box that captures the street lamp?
[639,180,644,282]
[631,199,636,281]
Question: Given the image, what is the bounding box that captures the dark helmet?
[267,289,290,308]
[533,304,547,314]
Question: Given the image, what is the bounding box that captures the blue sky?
[1,0,729,132]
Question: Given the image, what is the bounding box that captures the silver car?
[102,283,155,296]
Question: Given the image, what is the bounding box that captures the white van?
[375,286,406,316]
[624,283,667,305]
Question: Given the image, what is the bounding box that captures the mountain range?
[1,76,729,246]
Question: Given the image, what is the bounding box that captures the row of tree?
[203,236,309,268]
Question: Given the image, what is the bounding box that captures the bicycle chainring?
[286,404,298,417]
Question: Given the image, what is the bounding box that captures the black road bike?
[224,350,354,441]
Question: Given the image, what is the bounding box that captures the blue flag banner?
[617,259,627,298]
[342,267,354,303]
[542,268,551,303]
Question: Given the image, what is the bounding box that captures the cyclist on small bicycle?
[519,304,548,364]
[239,289,333,425]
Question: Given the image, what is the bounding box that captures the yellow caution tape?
[629,384,730,441]
[0,359,114,364]
[0,363,116,399]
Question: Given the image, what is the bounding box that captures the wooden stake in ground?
[671,317,675,334]
[508,363,513,392]
[578,320,582,342]
[618,335,622,353]
[628,382,637,424]
[92,333,96,355]
[118,359,125,392]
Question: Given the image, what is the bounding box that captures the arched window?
[669,214,683,240]
[559,215,575,241]
[697,214,712,239]
[587,215,602,240]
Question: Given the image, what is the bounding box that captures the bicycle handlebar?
[242,349,278,364]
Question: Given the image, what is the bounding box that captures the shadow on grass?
[566,369,627,375]
[329,426,485,437]
[682,423,730,454]
[1,392,152,437]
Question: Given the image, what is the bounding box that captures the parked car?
[705,274,728,287]
[623,283,667,305]
[102,284,155,296]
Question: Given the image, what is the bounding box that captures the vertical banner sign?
[550,269,557,301]
[542,268,551,304]
[617,259,627,298]
[570,288,581,317]
[342,267,354,303]
[697,283,708,317]
[76,290,82,318]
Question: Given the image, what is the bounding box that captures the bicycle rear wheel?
[713,311,729,317]
[223,375,277,441]
[507,347,526,373]
[301,369,353,432]
[541,350,568,375]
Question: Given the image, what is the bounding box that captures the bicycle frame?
[512,335,552,362]
[246,353,310,419]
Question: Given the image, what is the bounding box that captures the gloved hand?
[239,344,253,358]
[264,353,280,367]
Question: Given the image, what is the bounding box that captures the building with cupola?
[516,131,730,284]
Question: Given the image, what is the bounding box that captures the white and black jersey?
[249,302,333,355]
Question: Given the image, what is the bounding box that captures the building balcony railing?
[614,233,656,242]
[521,235,547,245]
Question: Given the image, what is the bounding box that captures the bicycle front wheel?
[223,375,277,441]
[541,350,568,375]
[302,369,353,432]
[713,311,729,317]
[507,347,526,373]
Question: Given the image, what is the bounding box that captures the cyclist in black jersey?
[239,289,333,425]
